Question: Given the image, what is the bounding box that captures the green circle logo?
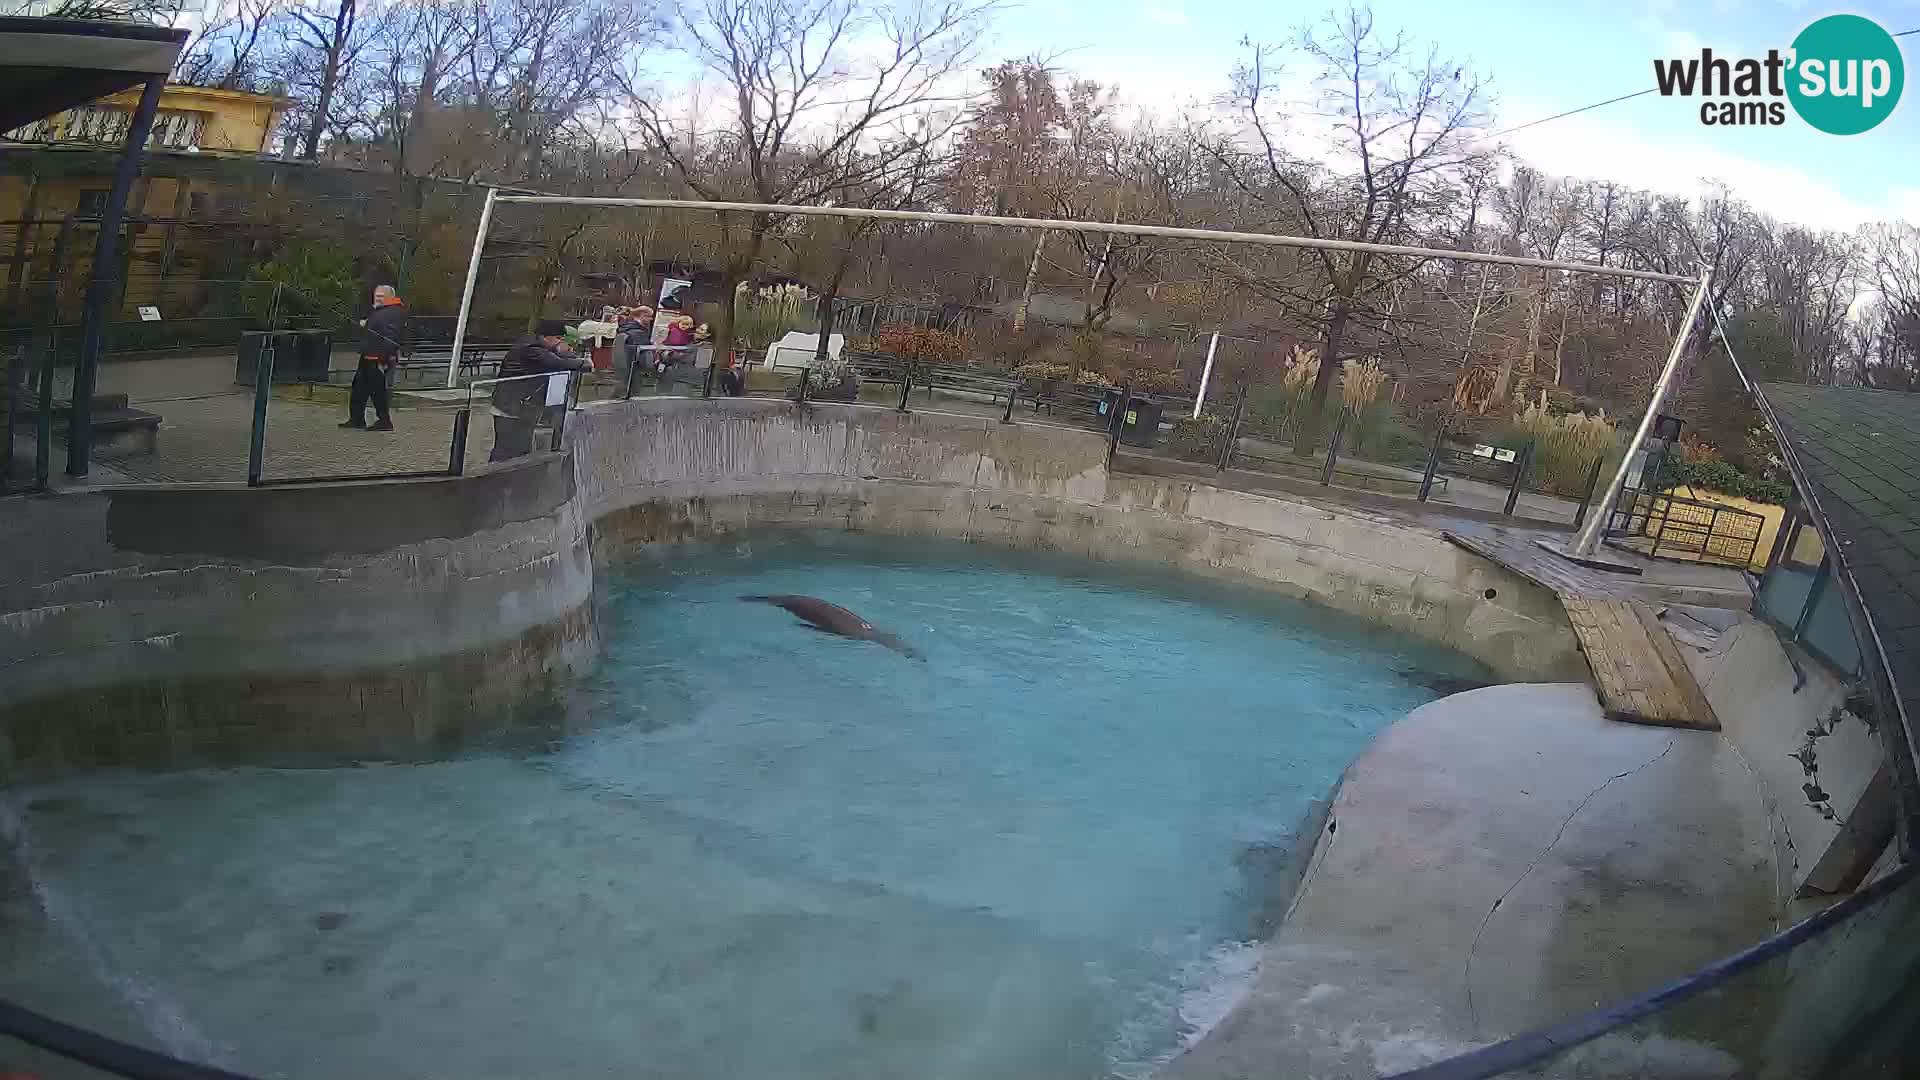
[1787,14,1904,135]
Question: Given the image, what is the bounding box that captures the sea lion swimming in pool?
[741,594,923,660]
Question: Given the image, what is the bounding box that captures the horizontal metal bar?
[489,196,1695,285]
[255,469,451,487]
[1387,858,1919,1080]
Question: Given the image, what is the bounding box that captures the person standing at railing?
[341,285,410,432]
[490,319,588,462]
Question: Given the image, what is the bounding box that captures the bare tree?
[174,0,280,90]
[628,0,995,367]
[278,0,363,158]
[1208,5,1492,451]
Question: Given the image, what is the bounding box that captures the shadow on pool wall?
[0,396,1582,777]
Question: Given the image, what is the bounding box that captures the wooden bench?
[20,393,160,455]
[386,345,510,387]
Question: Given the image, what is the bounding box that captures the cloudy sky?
[992,0,1916,231]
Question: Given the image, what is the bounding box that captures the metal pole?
[1572,456,1606,529]
[246,343,273,486]
[897,365,912,412]
[448,408,470,475]
[1217,383,1247,473]
[447,186,498,388]
[1418,422,1447,502]
[1193,331,1219,419]
[1566,266,1712,556]
[1320,408,1348,486]
[1002,379,1019,424]
[1504,441,1534,516]
[68,75,166,478]
[490,196,1696,285]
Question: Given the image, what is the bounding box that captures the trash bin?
[289,329,333,382]
[1119,398,1162,448]
[235,330,294,386]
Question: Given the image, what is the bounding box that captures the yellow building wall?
[90,85,287,154]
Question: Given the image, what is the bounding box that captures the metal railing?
[1606,489,1767,569]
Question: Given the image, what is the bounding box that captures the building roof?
[1760,382,1920,834]
[0,17,187,133]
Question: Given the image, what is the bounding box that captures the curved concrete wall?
[0,398,1585,775]
[571,398,1585,683]
[0,456,595,775]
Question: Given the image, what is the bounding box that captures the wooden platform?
[1440,529,1724,731]
[1561,598,1720,730]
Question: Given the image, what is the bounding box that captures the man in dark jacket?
[489,319,588,462]
[342,285,409,431]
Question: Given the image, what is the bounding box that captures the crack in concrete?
[1462,737,1676,1039]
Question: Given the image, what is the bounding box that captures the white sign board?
[1470,444,1518,463]
[764,331,844,370]
[544,373,569,407]
[657,277,692,307]
[137,306,161,322]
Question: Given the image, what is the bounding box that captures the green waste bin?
[289,329,333,382]
[235,330,295,386]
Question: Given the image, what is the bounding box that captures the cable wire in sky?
[1488,29,1916,140]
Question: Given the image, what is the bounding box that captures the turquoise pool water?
[6,535,1487,1078]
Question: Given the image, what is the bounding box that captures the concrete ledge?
[1165,683,1780,1079]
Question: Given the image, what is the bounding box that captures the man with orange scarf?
[342,284,409,431]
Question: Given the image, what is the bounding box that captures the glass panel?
[1758,562,1819,633]
[1800,575,1862,676]
[1785,518,1827,569]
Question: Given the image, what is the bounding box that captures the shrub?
[1126,367,1185,394]
[732,282,815,348]
[1168,414,1229,462]
[1502,394,1621,496]
[254,238,358,324]
[1012,361,1070,382]
[873,324,968,365]
[1661,453,1793,504]
[1341,356,1388,413]
[1075,369,1117,389]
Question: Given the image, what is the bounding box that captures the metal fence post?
[448,409,470,476]
[548,373,573,452]
[33,336,54,491]
[897,365,913,412]
[246,344,273,486]
[1572,456,1606,529]
[1417,422,1448,502]
[797,366,809,406]
[1320,408,1349,486]
[702,356,716,398]
[624,353,642,399]
[1503,440,1534,516]
[1002,379,1019,424]
[1217,383,1247,473]
[1105,383,1133,469]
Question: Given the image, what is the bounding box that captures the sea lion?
[740,594,923,659]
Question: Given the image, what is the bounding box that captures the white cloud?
[1503,101,1903,229]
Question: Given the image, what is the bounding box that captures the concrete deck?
[1164,683,1779,1079]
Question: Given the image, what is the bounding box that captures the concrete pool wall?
[0,397,1583,775]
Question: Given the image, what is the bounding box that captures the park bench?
[18,393,160,455]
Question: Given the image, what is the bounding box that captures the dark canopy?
[0,16,185,133]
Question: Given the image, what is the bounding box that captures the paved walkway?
[1164,683,1780,1079]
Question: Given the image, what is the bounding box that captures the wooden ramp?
[1561,598,1720,731]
